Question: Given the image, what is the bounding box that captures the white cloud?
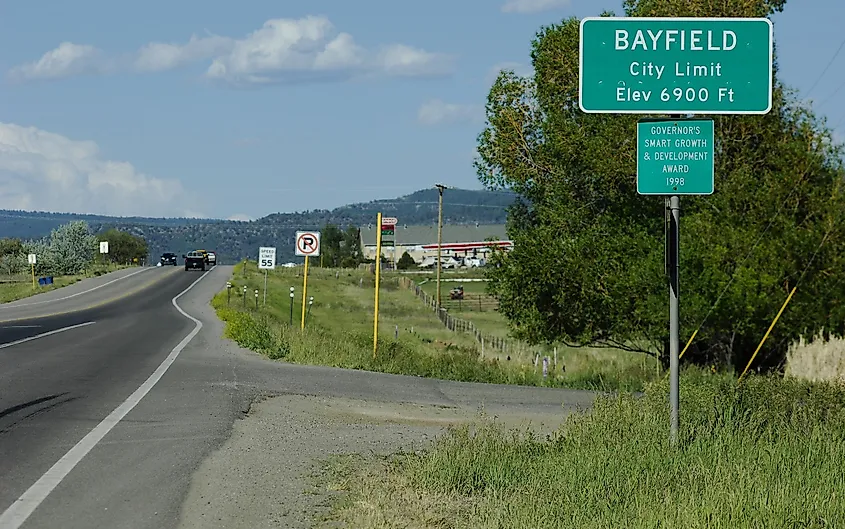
[418,99,483,126]
[501,0,572,14]
[9,16,453,86]
[8,42,107,81]
[205,16,453,85]
[375,44,453,77]
[135,33,235,72]
[0,122,202,217]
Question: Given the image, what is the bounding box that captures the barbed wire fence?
[396,276,556,369]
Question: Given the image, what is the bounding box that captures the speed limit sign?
[258,247,276,270]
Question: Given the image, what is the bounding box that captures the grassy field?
[0,264,129,304]
[212,262,656,391]
[400,271,660,390]
[317,370,845,528]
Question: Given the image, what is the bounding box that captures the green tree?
[50,220,97,275]
[23,239,56,276]
[319,223,364,268]
[397,251,416,270]
[320,223,345,267]
[341,226,363,267]
[477,0,845,371]
[0,238,24,277]
[97,229,149,265]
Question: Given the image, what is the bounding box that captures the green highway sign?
[637,118,714,195]
[579,17,773,114]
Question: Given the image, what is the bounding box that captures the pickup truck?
[184,251,206,271]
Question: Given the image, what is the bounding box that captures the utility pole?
[435,183,447,311]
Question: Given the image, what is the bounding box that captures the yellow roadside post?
[373,212,383,357]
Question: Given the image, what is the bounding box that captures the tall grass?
[212,262,657,391]
[323,370,845,528]
[786,331,845,384]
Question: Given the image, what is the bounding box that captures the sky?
[1,0,844,221]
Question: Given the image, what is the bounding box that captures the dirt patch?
[176,394,571,528]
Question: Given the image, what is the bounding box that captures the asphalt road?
[0,266,250,529]
[0,265,174,322]
[0,265,598,529]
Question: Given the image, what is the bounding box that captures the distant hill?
[0,188,517,264]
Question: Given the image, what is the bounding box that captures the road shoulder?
[174,267,595,529]
[176,394,572,529]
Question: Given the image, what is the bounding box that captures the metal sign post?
[295,231,321,330]
[638,116,713,443]
[28,253,36,288]
[578,15,775,444]
[258,247,276,307]
[668,194,680,442]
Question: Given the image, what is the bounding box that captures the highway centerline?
[0,268,210,529]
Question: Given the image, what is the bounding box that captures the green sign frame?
[637,118,714,195]
[579,17,773,115]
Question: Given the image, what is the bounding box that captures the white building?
[358,223,512,263]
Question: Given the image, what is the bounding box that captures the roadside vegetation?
[317,371,845,528]
[212,262,656,391]
[476,0,845,379]
[0,220,145,303]
[307,0,845,524]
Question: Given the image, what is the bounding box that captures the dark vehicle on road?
[449,285,464,300]
[160,252,178,266]
[184,251,206,271]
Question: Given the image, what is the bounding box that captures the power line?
[680,29,845,356]
[805,36,845,98]
[832,111,845,131]
[678,171,815,360]
[816,76,845,109]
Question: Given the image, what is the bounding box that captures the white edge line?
[0,322,96,350]
[1,267,154,309]
[0,268,212,528]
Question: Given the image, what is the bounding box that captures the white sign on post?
[27,254,36,265]
[258,247,277,270]
[99,241,109,254]
[295,231,321,257]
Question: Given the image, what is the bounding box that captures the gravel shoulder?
[175,266,597,529]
